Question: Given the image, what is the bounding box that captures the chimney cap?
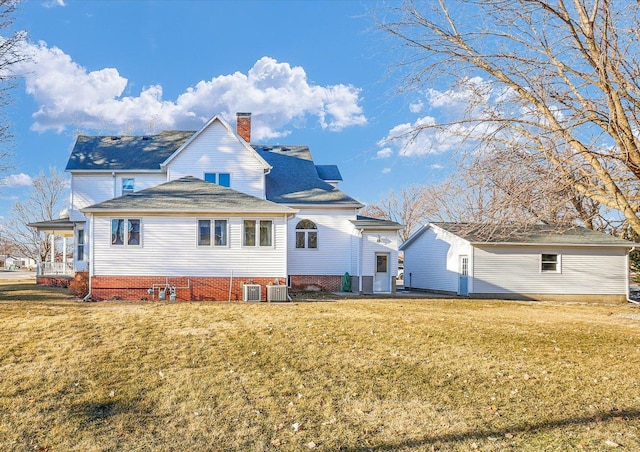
[236,112,251,117]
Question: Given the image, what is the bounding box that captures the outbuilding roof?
[350,215,403,230]
[82,176,296,214]
[401,222,635,249]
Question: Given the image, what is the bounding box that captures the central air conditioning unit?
[243,284,262,302]
[267,285,288,302]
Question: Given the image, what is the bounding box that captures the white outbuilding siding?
[473,245,629,296]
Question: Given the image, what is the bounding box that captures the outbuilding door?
[373,253,391,293]
[458,255,469,296]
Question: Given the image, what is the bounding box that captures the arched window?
[295,220,317,249]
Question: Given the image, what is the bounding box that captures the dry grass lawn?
[0,282,639,451]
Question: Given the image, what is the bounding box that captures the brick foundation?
[289,275,344,292]
[89,275,285,301]
[37,276,71,288]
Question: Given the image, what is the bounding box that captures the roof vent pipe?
[236,112,251,143]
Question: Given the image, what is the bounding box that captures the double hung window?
[243,219,272,247]
[198,219,228,247]
[76,229,85,260]
[541,253,560,272]
[111,218,141,246]
[122,178,135,195]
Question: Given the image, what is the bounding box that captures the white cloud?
[0,173,33,188]
[382,168,391,174]
[430,163,444,169]
[15,41,366,140]
[43,0,66,7]
[377,115,463,157]
[374,147,393,159]
[409,100,423,113]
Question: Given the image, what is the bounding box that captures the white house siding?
[287,209,356,276]
[473,245,629,295]
[361,231,399,277]
[403,227,472,293]
[166,121,266,199]
[91,214,287,278]
[71,173,166,210]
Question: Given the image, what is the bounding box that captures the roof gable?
[82,176,296,214]
[162,115,271,170]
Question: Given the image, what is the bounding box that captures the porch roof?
[26,218,77,237]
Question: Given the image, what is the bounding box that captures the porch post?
[62,236,67,270]
[50,234,55,265]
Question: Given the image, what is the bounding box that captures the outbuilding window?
[295,219,317,249]
[541,253,560,272]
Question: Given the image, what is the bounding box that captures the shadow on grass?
[345,408,640,450]
[71,398,152,427]
[0,283,72,302]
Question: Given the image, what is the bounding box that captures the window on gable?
[204,172,231,187]
[111,218,141,246]
[243,219,273,247]
[541,253,560,272]
[122,178,135,195]
[295,219,317,249]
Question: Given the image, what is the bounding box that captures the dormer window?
[204,172,230,187]
[122,178,135,195]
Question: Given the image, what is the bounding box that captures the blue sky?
[0,0,454,223]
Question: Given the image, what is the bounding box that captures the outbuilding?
[400,223,636,302]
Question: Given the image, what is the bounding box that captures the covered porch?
[27,218,77,281]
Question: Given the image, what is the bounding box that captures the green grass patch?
[0,282,639,450]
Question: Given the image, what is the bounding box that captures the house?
[29,113,402,301]
[400,222,636,302]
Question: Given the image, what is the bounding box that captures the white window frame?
[242,218,274,248]
[295,219,318,250]
[540,253,561,273]
[204,172,231,187]
[197,218,229,247]
[110,217,142,247]
[122,178,135,195]
[76,228,85,261]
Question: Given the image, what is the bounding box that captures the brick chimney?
[236,112,251,143]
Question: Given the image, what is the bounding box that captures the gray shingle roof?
[254,145,362,206]
[351,215,403,230]
[65,131,195,171]
[402,222,635,249]
[82,176,296,214]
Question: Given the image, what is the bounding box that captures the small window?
[204,172,231,187]
[77,229,85,261]
[295,219,318,249]
[541,253,560,272]
[111,218,141,246]
[122,178,135,195]
[243,219,273,247]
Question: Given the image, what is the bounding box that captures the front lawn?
[0,282,639,450]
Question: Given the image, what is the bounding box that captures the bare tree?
[0,0,27,181]
[4,168,69,262]
[360,185,438,242]
[376,0,640,236]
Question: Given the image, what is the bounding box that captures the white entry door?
[374,253,391,293]
[458,255,469,296]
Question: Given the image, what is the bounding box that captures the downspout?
[358,228,363,293]
[82,213,94,301]
[112,171,116,198]
[627,247,639,304]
